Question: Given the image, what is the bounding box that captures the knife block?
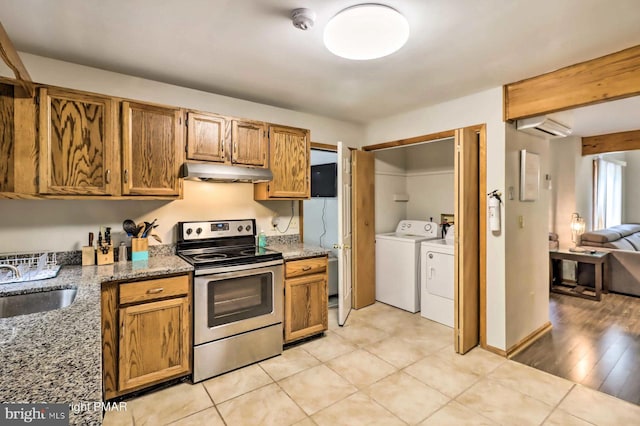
[96,246,114,265]
[131,238,149,261]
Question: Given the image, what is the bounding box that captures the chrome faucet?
[0,264,21,280]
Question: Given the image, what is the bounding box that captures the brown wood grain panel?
[119,275,189,305]
[310,142,337,152]
[478,125,487,349]
[504,45,640,121]
[186,111,227,162]
[232,119,267,167]
[13,86,38,193]
[118,297,190,392]
[352,150,376,309]
[284,272,328,343]
[101,281,119,400]
[266,125,310,198]
[39,88,115,194]
[0,22,34,97]
[0,83,14,191]
[582,129,640,155]
[285,256,327,278]
[122,102,182,196]
[454,127,480,354]
[362,130,456,151]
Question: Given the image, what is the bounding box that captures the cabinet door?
[122,101,183,196]
[232,120,267,167]
[39,88,117,195]
[267,125,310,198]
[118,297,190,392]
[186,112,227,162]
[284,272,328,343]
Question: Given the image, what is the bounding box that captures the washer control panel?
[395,220,439,238]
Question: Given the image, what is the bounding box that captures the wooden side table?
[549,249,609,301]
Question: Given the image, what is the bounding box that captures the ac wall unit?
[516,116,572,138]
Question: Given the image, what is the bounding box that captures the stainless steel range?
[177,219,284,382]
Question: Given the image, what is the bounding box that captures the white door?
[337,141,352,326]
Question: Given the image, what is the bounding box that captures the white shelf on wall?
[393,193,410,202]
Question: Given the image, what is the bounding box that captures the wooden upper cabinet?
[254,125,310,200]
[186,112,227,163]
[232,119,267,167]
[39,88,117,195]
[122,101,183,196]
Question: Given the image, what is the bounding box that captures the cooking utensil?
[150,233,162,243]
[123,219,137,236]
[136,223,145,238]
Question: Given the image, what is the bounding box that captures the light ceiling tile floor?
[557,384,640,425]
[216,383,306,426]
[542,408,596,426]
[418,401,497,425]
[298,331,358,362]
[259,347,320,381]
[312,392,405,426]
[202,363,273,404]
[364,371,449,424]
[128,383,213,426]
[326,348,397,388]
[167,407,225,426]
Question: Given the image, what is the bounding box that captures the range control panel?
[179,219,255,240]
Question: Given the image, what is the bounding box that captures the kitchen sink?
[0,288,78,319]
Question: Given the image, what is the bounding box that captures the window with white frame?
[593,157,624,229]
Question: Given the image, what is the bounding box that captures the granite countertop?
[0,256,193,426]
[267,242,332,260]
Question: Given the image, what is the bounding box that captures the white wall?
[625,151,640,223]
[365,87,508,350]
[303,150,338,254]
[0,54,365,252]
[405,140,455,225]
[504,124,550,348]
[374,149,407,233]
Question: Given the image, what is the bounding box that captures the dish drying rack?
[0,252,62,284]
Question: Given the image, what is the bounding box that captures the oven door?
[194,260,283,345]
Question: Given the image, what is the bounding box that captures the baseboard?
[483,344,507,357]
[506,321,553,359]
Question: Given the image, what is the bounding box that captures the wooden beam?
[504,44,640,121]
[362,129,455,151]
[0,21,34,98]
[582,129,640,156]
[310,142,337,152]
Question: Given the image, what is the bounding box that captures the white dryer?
[420,226,455,327]
[375,220,439,312]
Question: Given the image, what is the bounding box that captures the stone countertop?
[0,256,193,426]
[267,242,332,260]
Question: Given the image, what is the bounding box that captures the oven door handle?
[196,259,284,275]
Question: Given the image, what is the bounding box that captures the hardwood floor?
[513,292,640,405]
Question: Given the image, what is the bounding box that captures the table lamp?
[569,212,585,252]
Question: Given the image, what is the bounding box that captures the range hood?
[516,116,572,138]
[182,162,273,183]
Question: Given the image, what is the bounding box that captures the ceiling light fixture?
[323,4,409,60]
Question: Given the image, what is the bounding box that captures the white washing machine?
[375,220,439,312]
[420,226,455,327]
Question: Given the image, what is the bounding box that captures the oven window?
[207,272,273,327]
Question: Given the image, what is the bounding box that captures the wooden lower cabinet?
[284,256,328,343]
[102,274,191,400]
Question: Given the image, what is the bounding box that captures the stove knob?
[196,227,203,235]
[186,228,193,235]
[245,225,251,232]
[237,225,243,232]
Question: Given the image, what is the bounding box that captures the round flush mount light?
[323,4,409,60]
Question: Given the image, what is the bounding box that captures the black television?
[311,163,337,197]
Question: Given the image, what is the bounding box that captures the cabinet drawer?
[119,275,189,304]
[285,256,327,278]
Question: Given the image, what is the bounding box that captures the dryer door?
[426,251,454,300]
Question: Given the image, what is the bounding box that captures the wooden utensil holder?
[82,246,96,266]
[131,238,149,261]
[96,246,114,265]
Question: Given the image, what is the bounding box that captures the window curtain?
[593,158,623,229]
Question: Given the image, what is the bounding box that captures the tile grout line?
[200,381,229,426]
